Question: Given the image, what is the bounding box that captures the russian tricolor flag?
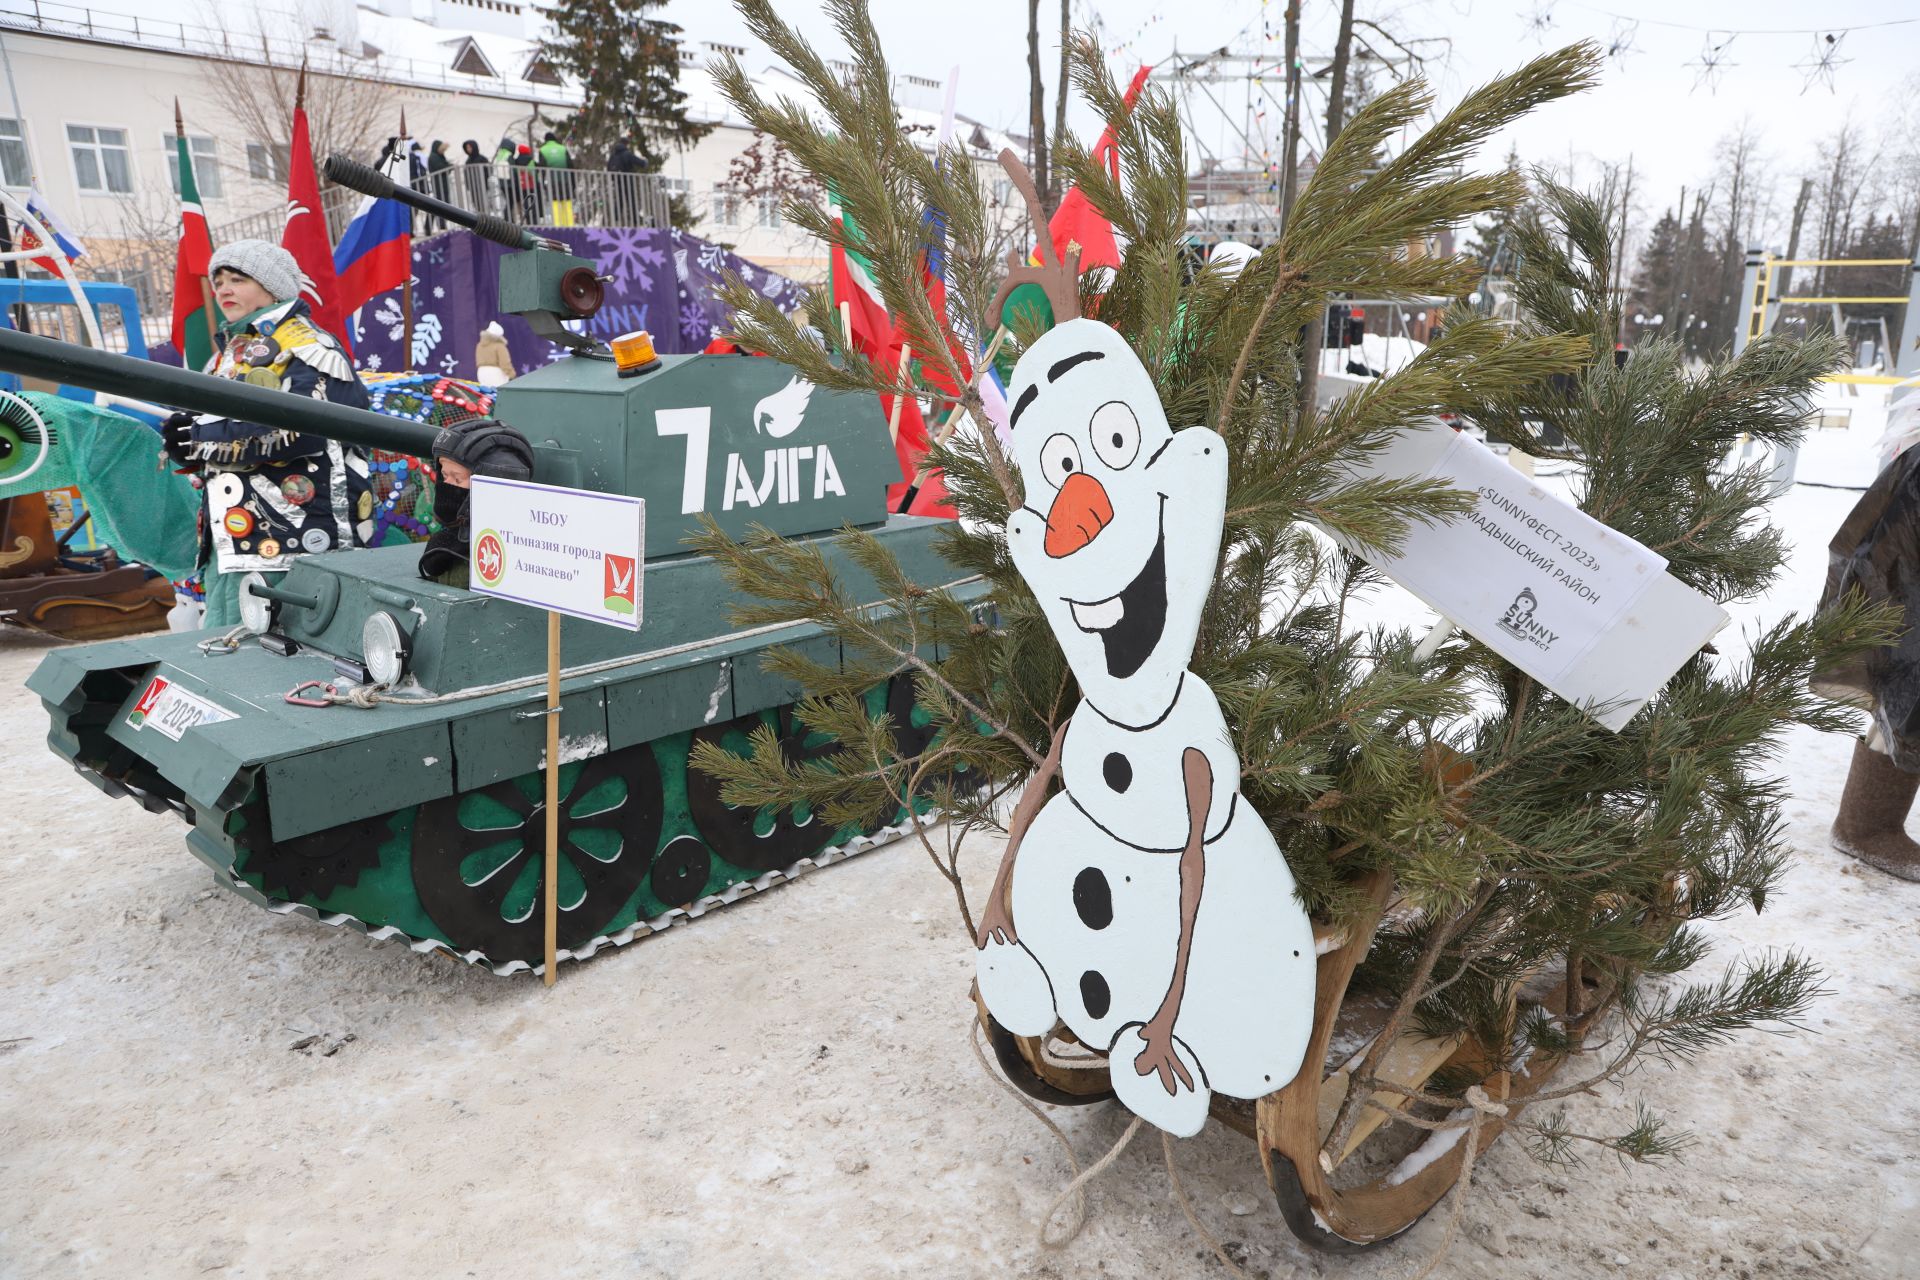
[331,151,410,318]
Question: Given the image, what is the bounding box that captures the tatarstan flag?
[169,110,215,371]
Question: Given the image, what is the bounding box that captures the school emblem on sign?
[474,529,506,588]
[602,553,637,616]
[127,675,169,728]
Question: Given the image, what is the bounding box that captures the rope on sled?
[1405,1083,1506,1280]
[1161,1132,1260,1280]
[966,1019,1258,1275]
[966,1019,1142,1249]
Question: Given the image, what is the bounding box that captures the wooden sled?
[0,496,172,640]
[974,867,1577,1252]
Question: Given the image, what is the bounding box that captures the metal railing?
[0,0,581,106]
[54,166,671,349]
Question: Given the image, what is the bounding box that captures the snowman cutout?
[975,318,1317,1137]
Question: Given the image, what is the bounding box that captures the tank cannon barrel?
[325,155,551,254]
[0,328,444,457]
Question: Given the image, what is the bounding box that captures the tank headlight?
[237,572,275,634]
[362,611,410,685]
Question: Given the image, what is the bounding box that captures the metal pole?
[1896,249,1920,377]
[1732,246,1766,360]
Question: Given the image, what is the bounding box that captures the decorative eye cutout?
[1089,401,1140,470]
[0,392,52,485]
[1038,433,1082,489]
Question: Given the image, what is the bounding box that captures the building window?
[246,142,290,183]
[163,133,222,199]
[756,193,782,228]
[711,184,740,227]
[67,124,133,194]
[659,176,690,198]
[0,118,28,188]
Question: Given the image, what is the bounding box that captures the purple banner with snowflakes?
[345,227,811,380]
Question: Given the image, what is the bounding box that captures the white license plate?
[127,676,237,741]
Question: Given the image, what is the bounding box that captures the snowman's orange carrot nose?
[1044,471,1113,557]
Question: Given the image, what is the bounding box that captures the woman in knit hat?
[160,238,375,628]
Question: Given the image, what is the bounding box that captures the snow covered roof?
[9,0,1020,153]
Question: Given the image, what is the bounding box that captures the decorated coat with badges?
[191,299,375,573]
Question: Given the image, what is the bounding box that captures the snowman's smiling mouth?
[1065,499,1168,680]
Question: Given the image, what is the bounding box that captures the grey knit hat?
[207,239,302,303]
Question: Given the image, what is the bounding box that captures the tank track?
[218,815,931,976]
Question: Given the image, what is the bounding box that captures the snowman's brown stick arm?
[1149,747,1212,1030]
[976,720,1069,945]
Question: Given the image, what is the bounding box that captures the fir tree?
[688,0,1889,1209]
[1624,206,1681,347]
[541,0,712,170]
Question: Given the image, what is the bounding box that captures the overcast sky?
[664,0,1919,248]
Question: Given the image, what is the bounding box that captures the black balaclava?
[419,420,537,581]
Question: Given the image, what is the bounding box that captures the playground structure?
[1733,248,1920,489]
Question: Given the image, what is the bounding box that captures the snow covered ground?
[1,482,1916,1279]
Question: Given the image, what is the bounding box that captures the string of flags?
[1521,3,1912,95]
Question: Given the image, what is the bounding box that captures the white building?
[0,0,1021,289]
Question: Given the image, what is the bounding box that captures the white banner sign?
[468,476,646,630]
[1332,421,1728,732]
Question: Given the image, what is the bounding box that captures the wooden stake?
[543,609,561,987]
[838,301,852,349]
[886,342,913,445]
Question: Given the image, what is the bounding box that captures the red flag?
[1042,66,1151,274]
[282,99,352,353]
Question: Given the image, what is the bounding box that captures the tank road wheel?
[971,989,1115,1108]
[884,672,981,801]
[686,704,840,873]
[1254,870,1572,1251]
[235,811,396,902]
[411,743,664,967]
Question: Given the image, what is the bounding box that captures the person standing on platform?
[511,144,538,222]
[461,139,489,214]
[608,135,641,226]
[425,141,454,231]
[537,132,574,227]
[492,136,516,218]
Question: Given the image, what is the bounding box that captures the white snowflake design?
[411,314,443,368]
[432,285,445,299]
[364,352,383,371]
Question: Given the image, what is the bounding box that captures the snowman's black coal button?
[1079,970,1111,1020]
[1102,752,1132,793]
[1073,866,1113,929]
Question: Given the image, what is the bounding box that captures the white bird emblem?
[752,376,815,439]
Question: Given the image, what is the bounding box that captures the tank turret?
[0,196,974,975]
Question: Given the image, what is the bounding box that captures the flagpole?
[399,109,414,371]
[895,326,1007,513]
[178,100,218,357]
[886,342,913,445]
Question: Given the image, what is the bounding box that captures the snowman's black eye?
[1090,401,1139,470]
[1038,433,1081,488]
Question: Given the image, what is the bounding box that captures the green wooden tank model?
[0,159,979,975]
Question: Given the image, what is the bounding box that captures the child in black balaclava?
[419,419,536,587]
